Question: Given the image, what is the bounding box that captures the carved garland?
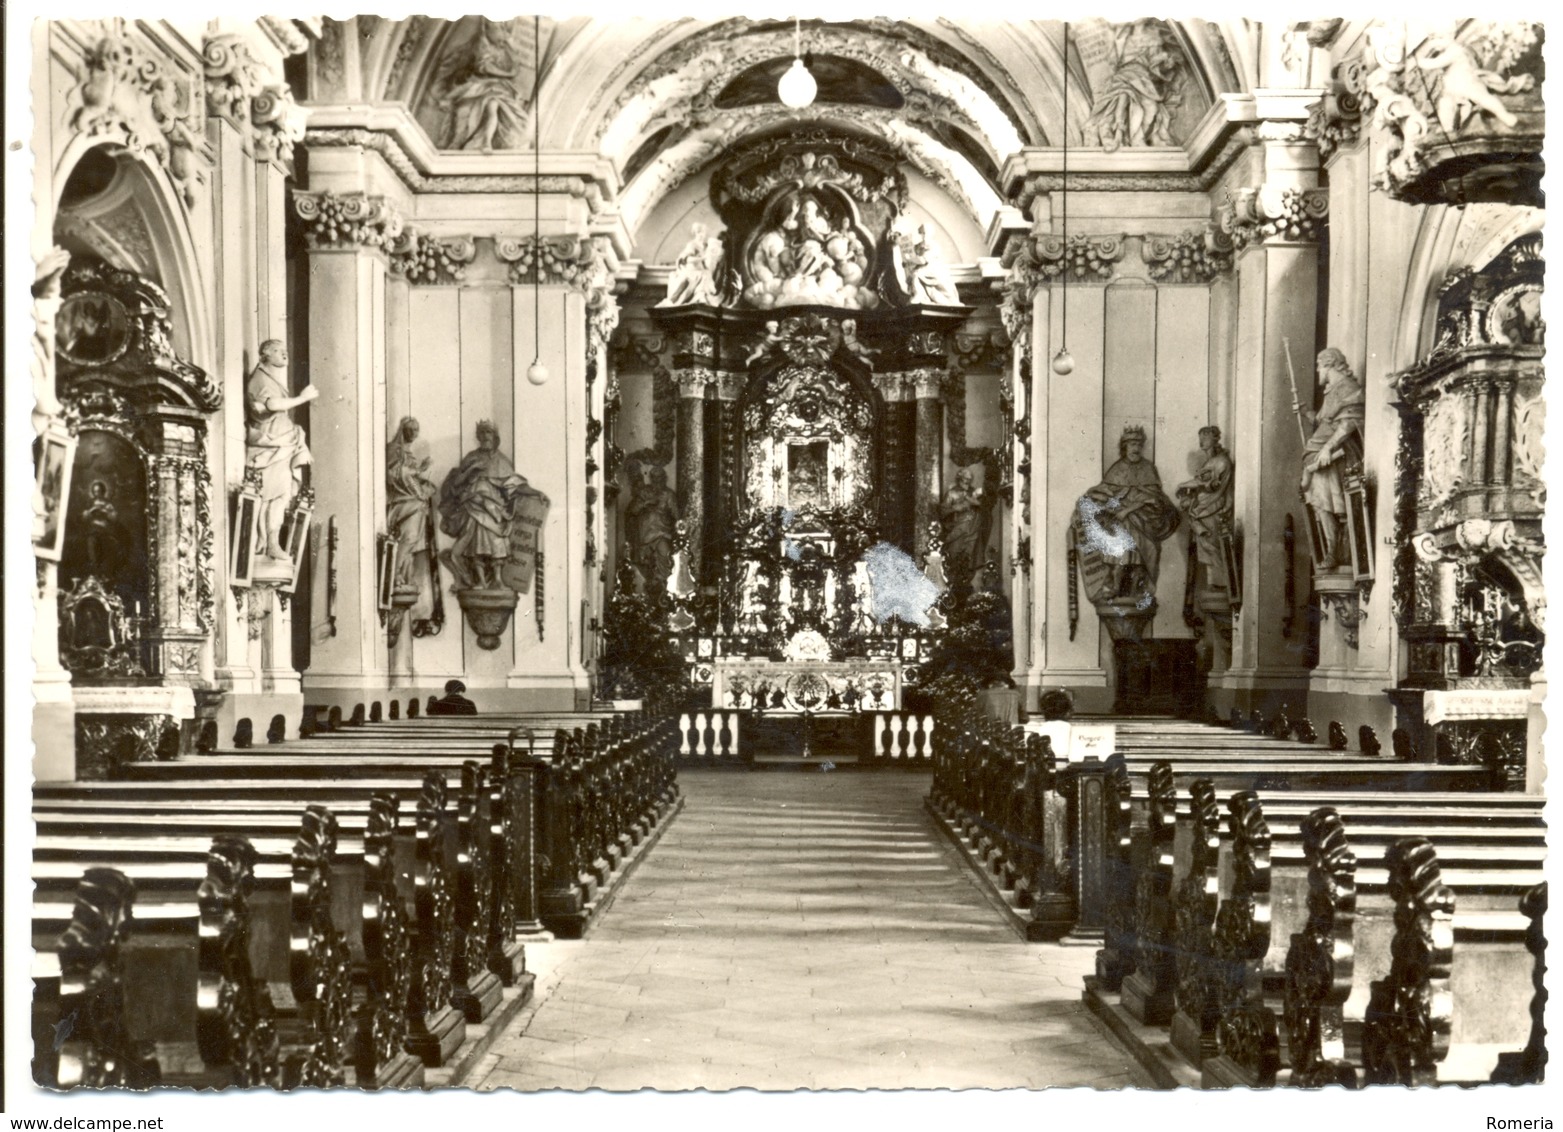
[1141,227,1235,283]
[293,190,404,250]
[387,231,477,284]
[1036,234,1125,280]
[1222,187,1330,250]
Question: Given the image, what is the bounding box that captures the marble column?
[675,372,708,584]
[295,191,393,702]
[913,369,944,557]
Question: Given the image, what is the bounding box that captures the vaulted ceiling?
[317,17,1250,235]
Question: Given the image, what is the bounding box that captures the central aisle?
[475,770,1150,1091]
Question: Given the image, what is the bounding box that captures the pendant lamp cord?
[795,16,801,60]
[1060,21,1068,349]
[533,14,542,364]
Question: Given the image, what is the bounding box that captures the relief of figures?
[438,19,530,151]
[1081,20,1186,150]
[244,339,316,561]
[1071,425,1181,638]
[1295,348,1365,571]
[743,192,877,311]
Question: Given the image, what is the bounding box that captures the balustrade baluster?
[405,773,464,1065]
[286,805,352,1087]
[1492,881,1547,1085]
[196,836,281,1088]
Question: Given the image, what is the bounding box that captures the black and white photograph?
[2,6,1556,1125]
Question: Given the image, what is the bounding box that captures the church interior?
[15,13,1549,1096]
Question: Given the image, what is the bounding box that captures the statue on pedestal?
[1295,348,1365,571]
[438,421,535,591]
[244,340,317,561]
[1071,425,1181,638]
[1175,425,1235,589]
[437,421,547,649]
[660,223,728,308]
[889,216,961,306]
[623,464,679,595]
[386,416,437,592]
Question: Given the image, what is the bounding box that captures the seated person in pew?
[428,679,479,716]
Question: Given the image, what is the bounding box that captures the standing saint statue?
[437,420,539,591]
[1071,425,1181,636]
[1175,425,1235,588]
[940,467,990,589]
[1296,348,1365,570]
[245,339,317,560]
[622,464,679,595]
[386,416,437,591]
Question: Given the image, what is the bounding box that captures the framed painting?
[229,486,262,587]
[376,535,398,612]
[33,427,76,562]
[281,498,314,593]
[1346,479,1375,583]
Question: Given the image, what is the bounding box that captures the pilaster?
[1212,128,1326,715]
[294,188,397,697]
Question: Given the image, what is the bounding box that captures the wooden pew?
[1082,769,1543,1089]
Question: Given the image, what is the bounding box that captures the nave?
[474,770,1149,1091]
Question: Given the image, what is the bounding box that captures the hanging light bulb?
[527,14,548,387]
[777,18,816,109]
[1053,20,1073,380]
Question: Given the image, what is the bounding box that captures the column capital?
[1217,185,1330,250]
[292,189,403,252]
[912,368,945,400]
[1141,225,1236,283]
[674,369,715,398]
[204,35,308,172]
[386,231,477,284]
[872,371,915,402]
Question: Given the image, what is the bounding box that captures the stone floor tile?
[477,770,1144,1091]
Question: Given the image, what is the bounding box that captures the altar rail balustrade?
[32,707,681,1090]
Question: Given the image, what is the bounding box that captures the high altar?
[608,135,1003,750]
